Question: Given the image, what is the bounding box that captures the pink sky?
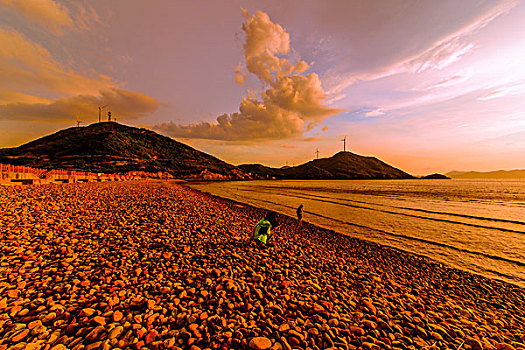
[1,0,524,175]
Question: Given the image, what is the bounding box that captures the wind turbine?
[98,105,108,122]
[315,148,320,160]
[76,117,83,127]
[341,136,347,152]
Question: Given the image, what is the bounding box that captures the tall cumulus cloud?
[156,10,341,141]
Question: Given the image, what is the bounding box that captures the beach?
[1,181,525,350]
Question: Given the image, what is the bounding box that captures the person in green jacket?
[253,211,279,245]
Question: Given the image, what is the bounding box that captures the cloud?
[477,81,525,101]
[415,69,473,91]
[157,10,342,141]
[73,2,102,32]
[0,89,50,105]
[0,28,159,124]
[365,108,385,117]
[329,0,519,94]
[363,67,522,117]
[0,0,73,35]
[234,64,245,85]
[0,28,114,97]
[0,88,160,122]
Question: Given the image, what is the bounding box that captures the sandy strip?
[0,180,524,350]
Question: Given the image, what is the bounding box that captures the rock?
[112,311,123,322]
[50,345,68,350]
[362,342,380,350]
[1,181,525,350]
[308,328,319,336]
[11,329,29,342]
[362,299,377,315]
[28,320,42,330]
[278,324,290,332]
[145,329,159,344]
[85,341,102,350]
[80,308,96,317]
[42,312,57,323]
[270,342,283,350]
[328,318,339,327]
[350,326,365,336]
[466,337,483,350]
[249,337,272,349]
[108,326,124,340]
[288,329,304,342]
[93,316,106,325]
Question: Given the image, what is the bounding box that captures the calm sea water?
[191,179,525,288]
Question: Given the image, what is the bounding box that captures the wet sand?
[1,181,524,350]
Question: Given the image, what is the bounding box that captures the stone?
[112,311,123,322]
[249,337,272,350]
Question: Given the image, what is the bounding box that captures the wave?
[237,187,525,235]
[232,191,525,269]
[289,190,525,227]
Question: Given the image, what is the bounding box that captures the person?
[296,204,303,225]
[253,211,279,245]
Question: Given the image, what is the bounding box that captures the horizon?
[1,1,524,174]
[5,120,525,177]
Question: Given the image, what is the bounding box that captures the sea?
[190,179,525,288]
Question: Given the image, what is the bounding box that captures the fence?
[0,163,164,185]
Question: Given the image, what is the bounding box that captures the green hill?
[0,122,248,179]
[240,151,413,179]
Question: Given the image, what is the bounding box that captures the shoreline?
[188,182,522,289]
[1,180,524,350]
[189,182,525,293]
[189,179,525,290]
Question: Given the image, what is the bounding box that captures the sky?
[1,0,524,175]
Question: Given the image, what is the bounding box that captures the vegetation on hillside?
[240,152,413,179]
[0,122,247,178]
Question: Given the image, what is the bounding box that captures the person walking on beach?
[296,204,303,226]
[252,211,279,246]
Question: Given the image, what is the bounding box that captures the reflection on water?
[191,179,525,288]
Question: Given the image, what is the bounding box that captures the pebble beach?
[1,181,525,350]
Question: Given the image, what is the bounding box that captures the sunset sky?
[1,0,524,175]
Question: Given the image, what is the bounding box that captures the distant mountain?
[0,122,248,179]
[240,151,413,179]
[446,170,525,179]
[421,173,450,179]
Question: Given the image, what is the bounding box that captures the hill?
[0,122,248,179]
[421,173,450,179]
[240,151,413,179]
[446,170,525,179]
